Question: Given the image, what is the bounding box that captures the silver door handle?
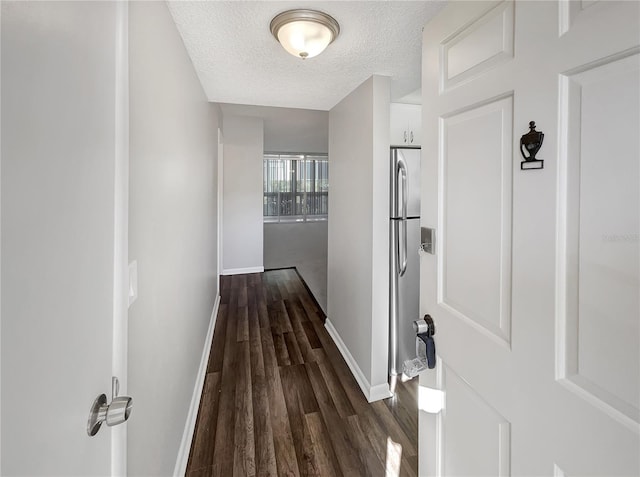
[398,159,408,276]
[87,376,132,436]
[399,159,408,221]
[399,219,407,276]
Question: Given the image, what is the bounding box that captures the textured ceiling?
[167,1,445,111]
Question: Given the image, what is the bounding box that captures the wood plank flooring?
[186,269,418,477]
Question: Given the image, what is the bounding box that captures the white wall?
[222,115,264,274]
[264,108,327,153]
[327,75,391,401]
[370,77,392,390]
[128,2,219,476]
[264,221,328,311]
[219,104,328,154]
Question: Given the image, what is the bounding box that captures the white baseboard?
[369,382,393,401]
[324,318,392,403]
[222,266,264,276]
[173,294,220,477]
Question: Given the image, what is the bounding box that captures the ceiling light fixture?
[270,9,340,60]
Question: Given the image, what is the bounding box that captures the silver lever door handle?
[87,376,133,436]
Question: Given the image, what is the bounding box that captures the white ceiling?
[167,1,445,111]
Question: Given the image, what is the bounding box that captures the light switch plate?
[128,261,138,307]
[421,227,435,255]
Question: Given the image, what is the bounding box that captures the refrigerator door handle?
[399,219,408,276]
[398,159,408,277]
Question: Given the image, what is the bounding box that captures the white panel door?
[419,1,639,476]
[1,2,129,475]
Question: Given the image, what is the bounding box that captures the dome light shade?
[270,9,340,59]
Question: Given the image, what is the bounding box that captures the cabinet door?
[390,103,409,145]
[390,103,422,146]
[407,104,422,146]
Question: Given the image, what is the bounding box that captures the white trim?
[112,3,129,475]
[173,294,221,477]
[325,319,392,403]
[222,266,264,276]
[0,4,3,469]
[554,463,567,477]
[217,128,224,294]
[369,382,393,402]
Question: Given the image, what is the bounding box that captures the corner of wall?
[369,75,392,388]
[325,319,392,402]
[210,102,222,125]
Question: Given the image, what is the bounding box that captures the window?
[263,153,328,222]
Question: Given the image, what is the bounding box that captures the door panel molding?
[440,0,514,93]
[556,47,640,432]
[438,93,514,347]
[439,361,511,476]
[559,0,602,37]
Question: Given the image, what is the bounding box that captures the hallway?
[186,269,418,476]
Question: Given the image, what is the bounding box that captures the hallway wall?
[219,103,329,154]
[328,75,391,401]
[128,2,219,475]
[221,115,264,274]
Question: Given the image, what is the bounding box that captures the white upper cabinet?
[390,103,421,146]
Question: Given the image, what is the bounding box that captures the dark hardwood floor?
[186,269,418,477]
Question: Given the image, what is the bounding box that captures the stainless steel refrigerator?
[389,146,421,381]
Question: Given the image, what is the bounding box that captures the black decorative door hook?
[520,121,544,170]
